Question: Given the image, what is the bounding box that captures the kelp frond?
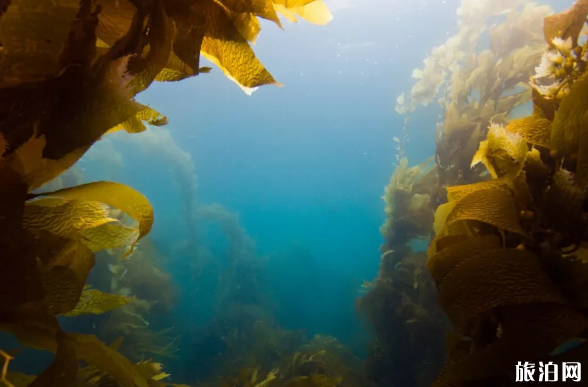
[427,1,588,384]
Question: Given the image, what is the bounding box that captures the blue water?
[101,0,459,348]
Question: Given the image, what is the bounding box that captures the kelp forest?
[1,0,588,386]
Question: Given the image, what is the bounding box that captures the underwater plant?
[110,128,201,259]
[96,240,180,362]
[425,0,588,385]
[396,0,553,188]
[203,334,369,387]
[363,2,579,385]
[197,204,272,314]
[358,157,448,387]
[0,0,332,385]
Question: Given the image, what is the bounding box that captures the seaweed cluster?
[197,204,273,313]
[201,334,370,387]
[177,203,369,386]
[0,0,331,385]
[362,1,588,385]
[358,157,448,386]
[425,1,588,385]
[192,205,292,377]
[396,0,553,188]
[99,240,179,361]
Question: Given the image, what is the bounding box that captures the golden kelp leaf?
[0,0,80,86]
[24,198,139,252]
[50,238,95,284]
[544,0,588,47]
[198,0,279,94]
[152,372,171,381]
[471,124,528,180]
[273,0,332,25]
[440,220,474,238]
[215,0,282,29]
[251,368,259,384]
[254,368,278,387]
[106,105,168,134]
[439,249,567,329]
[505,116,552,148]
[435,234,470,253]
[445,186,527,236]
[154,67,192,82]
[132,105,169,126]
[273,4,297,22]
[446,178,513,202]
[551,71,588,187]
[232,12,262,43]
[69,334,151,387]
[3,134,90,191]
[221,0,281,23]
[42,266,87,315]
[427,235,501,287]
[81,222,139,252]
[290,0,332,25]
[35,182,154,256]
[433,201,457,236]
[135,360,171,381]
[154,53,212,82]
[64,287,135,317]
[27,231,95,315]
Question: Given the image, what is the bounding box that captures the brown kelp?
[188,203,370,386]
[0,0,331,385]
[200,334,369,387]
[363,1,588,385]
[195,204,281,375]
[396,0,552,188]
[358,156,448,387]
[427,0,588,385]
[98,240,179,362]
